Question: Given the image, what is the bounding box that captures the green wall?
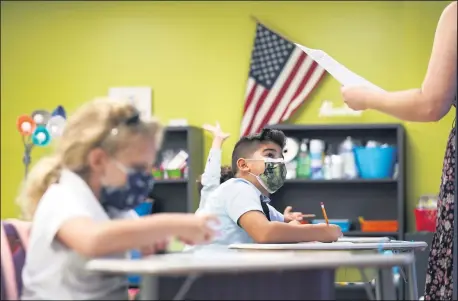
[1,1,454,230]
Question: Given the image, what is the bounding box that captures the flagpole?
[249,15,296,43]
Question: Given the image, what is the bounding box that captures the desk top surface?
[86,250,414,275]
[229,240,428,251]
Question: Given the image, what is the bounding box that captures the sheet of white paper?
[338,236,391,243]
[108,87,152,120]
[296,44,384,92]
[299,241,354,245]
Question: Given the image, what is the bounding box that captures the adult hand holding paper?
[296,43,384,92]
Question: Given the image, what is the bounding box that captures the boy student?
[18,98,217,300]
[196,122,304,223]
[187,128,342,251]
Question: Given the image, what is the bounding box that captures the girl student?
[17,98,217,300]
[196,122,232,209]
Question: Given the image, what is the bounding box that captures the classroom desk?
[86,250,414,301]
[229,240,428,300]
[229,240,428,251]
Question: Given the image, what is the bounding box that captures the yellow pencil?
[320,202,329,225]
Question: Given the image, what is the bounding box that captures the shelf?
[267,123,402,132]
[285,179,396,184]
[335,283,373,290]
[164,126,191,132]
[155,179,188,184]
[343,231,399,237]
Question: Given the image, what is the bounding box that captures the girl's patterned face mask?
[100,160,154,211]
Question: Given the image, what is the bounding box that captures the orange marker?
[320,202,329,225]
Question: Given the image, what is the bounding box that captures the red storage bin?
[414,208,437,232]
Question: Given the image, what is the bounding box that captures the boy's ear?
[236,158,249,172]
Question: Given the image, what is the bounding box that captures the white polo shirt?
[185,178,284,252]
[196,148,284,222]
[21,169,134,300]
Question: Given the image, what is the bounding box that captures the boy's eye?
[265,153,275,158]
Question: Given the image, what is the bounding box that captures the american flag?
[240,24,326,136]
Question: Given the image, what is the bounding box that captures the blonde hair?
[16,98,163,220]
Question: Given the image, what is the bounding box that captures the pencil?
[320,202,329,225]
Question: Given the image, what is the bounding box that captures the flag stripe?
[241,24,327,136]
[249,49,304,135]
[240,83,260,136]
[266,55,315,127]
[291,59,319,102]
[241,85,268,136]
[254,51,307,134]
[276,59,320,122]
[281,66,326,121]
[243,78,256,112]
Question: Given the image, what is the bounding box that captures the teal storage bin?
[134,202,153,216]
[353,146,397,179]
[312,219,351,232]
[129,202,153,287]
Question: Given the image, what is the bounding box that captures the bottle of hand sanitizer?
[339,137,358,179]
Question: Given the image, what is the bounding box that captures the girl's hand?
[140,238,170,256]
[202,122,230,148]
[177,214,220,245]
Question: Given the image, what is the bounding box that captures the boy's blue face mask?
[100,161,154,212]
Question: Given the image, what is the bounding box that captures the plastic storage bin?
[359,217,398,232]
[128,249,142,286]
[353,146,397,179]
[129,202,153,287]
[414,208,437,232]
[312,219,351,232]
[134,202,153,217]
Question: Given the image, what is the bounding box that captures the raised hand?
[202,122,230,149]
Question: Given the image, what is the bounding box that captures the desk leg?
[375,268,396,300]
[140,275,158,301]
[407,258,419,300]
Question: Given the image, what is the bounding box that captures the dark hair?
[220,165,234,183]
[197,165,234,194]
[231,128,286,173]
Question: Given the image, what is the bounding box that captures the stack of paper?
[296,43,384,92]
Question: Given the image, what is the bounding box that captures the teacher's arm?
[345,1,457,122]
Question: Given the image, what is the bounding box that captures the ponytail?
[220,165,233,184]
[16,156,62,220]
